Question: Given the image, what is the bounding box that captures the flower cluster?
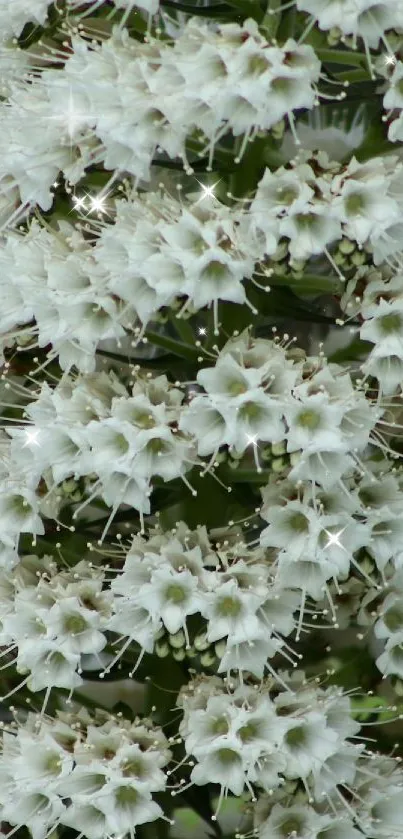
[341,264,403,393]
[95,189,259,331]
[0,555,112,692]
[180,328,381,485]
[384,60,403,142]
[248,151,403,266]
[178,672,362,801]
[1,5,403,839]
[0,705,171,839]
[0,0,50,41]
[0,220,133,373]
[0,20,320,217]
[6,369,195,535]
[295,0,403,47]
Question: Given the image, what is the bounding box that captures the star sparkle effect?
[72,191,111,216]
[384,54,397,66]
[194,179,222,205]
[22,429,41,448]
[322,527,348,552]
[245,433,263,473]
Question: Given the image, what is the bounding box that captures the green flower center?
[45,754,62,775]
[227,380,248,396]
[247,54,271,75]
[9,494,30,519]
[358,487,379,506]
[122,759,147,778]
[345,192,366,215]
[210,717,230,736]
[238,400,262,419]
[285,725,306,748]
[216,596,242,617]
[166,584,187,604]
[295,213,318,231]
[276,186,299,205]
[63,614,88,635]
[297,409,321,430]
[115,786,139,806]
[384,606,403,632]
[202,260,229,283]
[217,748,240,765]
[391,644,403,664]
[379,313,402,334]
[238,721,260,742]
[289,513,309,533]
[271,76,294,94]
[113,433,130,454]
[132,411,156,429]
[280,816,305,837]
[48,651,67,669]
[146,438,169,455]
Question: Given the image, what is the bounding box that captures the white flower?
[136,566,200,635]
[2,791,64,839]
[190,738,246,795]
[0,487,44,537]
[217,632,282,679]
[260,802,322,839]
[11,731,74,791]
[332,177,400,244]
[17,639,82,692]
[201,579,264,643]
[279,205,342,260]
[280,711,339,778]
[61,803,109,839]
[0,0,49,40]
[283,393,346,454]
[44,597,107,656]
[296,0,400,46]
[179,397,230,457]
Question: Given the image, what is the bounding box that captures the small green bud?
[155,641,170,658]
[339,238,356,255]
[333,252,346,267]
[169,630,186,649]
[194,632,210,652]
[200,650,216,667]
[271,241,288,262]
[271,440,286,456]
[272,457,286,473]
[62,479,77,495]
[172,648,186,662]
[289,260,306,272]
[261,446,272,462]
[391,677,403,696]
[351,251,367,266]
[214,640,227,659]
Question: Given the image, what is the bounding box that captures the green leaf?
[169,313,197,346]
[144,329,201,361]
[332,68,373,83]
[262,287,340,324]
[315,48,367,67]
[268,273,343,295]
[350,696,389,722]
[161,0,234,12]
[220,0,263,19]
[329,338,372,364]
